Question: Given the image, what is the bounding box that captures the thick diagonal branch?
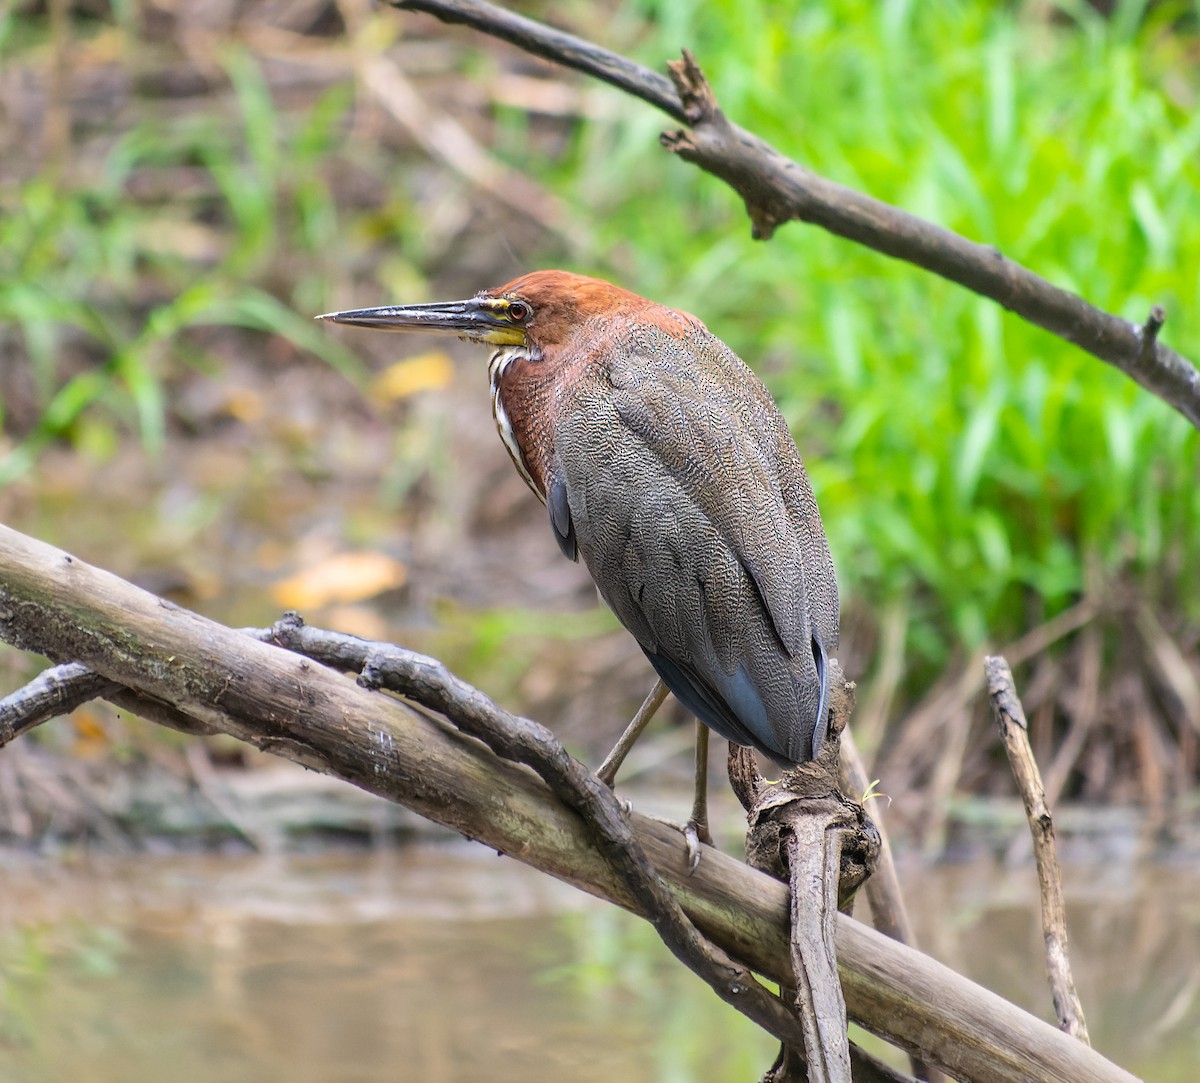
[0,525,1140,1082]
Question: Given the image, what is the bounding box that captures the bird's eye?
[507,301,531,323]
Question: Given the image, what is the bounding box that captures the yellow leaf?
[370,351,454,403]
[271,552,407,611]
[71,709,109,758]
[224,387,264,423]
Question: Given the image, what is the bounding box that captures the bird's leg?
[595,678,669,786]
[596,680,713,873]
[682,721,714,872]
[688,721,713,840]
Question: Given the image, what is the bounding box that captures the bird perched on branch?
[319,270,839,846]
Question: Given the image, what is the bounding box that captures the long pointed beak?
[315,299,518,344]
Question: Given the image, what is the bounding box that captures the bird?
[318,270,839,847]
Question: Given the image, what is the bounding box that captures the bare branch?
[0,658,267,747]
[782,818,853,1082]
[0,661,118,746]
[392,0,684,120]
[731,670,873,1083]
[984,655,1091,1044]
[393,0,1200,429]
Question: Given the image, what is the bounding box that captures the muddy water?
[0,845,1195,1083]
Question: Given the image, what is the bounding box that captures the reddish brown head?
[482,270,705,353]
[316,269,702,353]
[316,270,706,500]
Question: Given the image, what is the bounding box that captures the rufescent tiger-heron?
[318,271,840,855]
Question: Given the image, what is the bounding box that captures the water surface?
[0,845,1195,1082]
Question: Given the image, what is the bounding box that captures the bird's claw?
[682,818,713,875]
[683,824,702,873]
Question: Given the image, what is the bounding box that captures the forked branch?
[392,0,1200,429]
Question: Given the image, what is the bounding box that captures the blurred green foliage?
[519,0,1200,676]
[1,0,1197,688]
[0,39,362,484]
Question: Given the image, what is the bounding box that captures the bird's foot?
[644,814,713,874]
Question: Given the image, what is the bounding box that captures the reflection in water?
[0,845,1195,1082]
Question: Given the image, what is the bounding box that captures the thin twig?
[0,662,120,746]
[265,615,815,1053]
[393,0,1200,429]
[393,0,684,120]
[1138,305,1166,367]
[984,655,1090,1044]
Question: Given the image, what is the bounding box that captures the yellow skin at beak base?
[477,326,527,346]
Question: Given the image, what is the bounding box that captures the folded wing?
[551,327,838,764]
